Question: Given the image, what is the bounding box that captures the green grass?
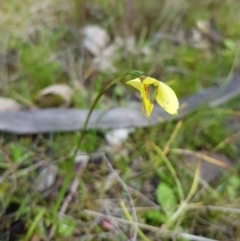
[1,0,240,240]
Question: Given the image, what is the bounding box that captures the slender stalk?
[170,148,232,170]
[73,70,143,156]
[23,208,45,241]
[165,161,200,227]
[150,142,184,201]
[120,200,150,241]
[163,121,182,155]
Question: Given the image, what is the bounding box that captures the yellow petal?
[142,96,154,118]
[141,83,154,117]
[142,77,159,86]
[155,81,179,115]
[126,78,142,92]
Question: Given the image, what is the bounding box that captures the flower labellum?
[126,75,179,118]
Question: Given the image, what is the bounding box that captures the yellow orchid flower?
[126,75,179,118]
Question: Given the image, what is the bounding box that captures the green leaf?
[56,216,77,237]
[145,210,166,225]
[156,182,177,217]
[127,70,144,78]
[224,39,236,52]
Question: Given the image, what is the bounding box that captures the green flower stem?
[74,70,143,156]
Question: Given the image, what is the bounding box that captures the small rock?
[115,35,135,53]
[92,43,118,72]
[82,25,110,56]
[74,152,90,173]
[105,128,134,147]
[0,97,22,111]
[36,84,73,108]
[36,165,58,192]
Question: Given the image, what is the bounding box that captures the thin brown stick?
[170,148,232,170]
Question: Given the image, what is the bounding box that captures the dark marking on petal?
[140,75,146,82]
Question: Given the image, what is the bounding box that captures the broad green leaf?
[145,210,166,225]
[156,182,177,217]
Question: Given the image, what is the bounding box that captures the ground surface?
[1,0,240,240]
